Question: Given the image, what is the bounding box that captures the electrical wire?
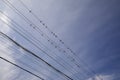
[1,1,88,79]
[0,11,82,80]
[0,32,74,80]
[0,4,84,79]
[17,0,103,79]
[0,36,67,80]
[0,46,54,80]
[1,0,96,79]
[0,56,44,80]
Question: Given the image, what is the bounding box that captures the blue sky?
[0,0,120,80]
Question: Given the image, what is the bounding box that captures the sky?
[0,0,120,80]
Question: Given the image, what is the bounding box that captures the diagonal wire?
[0,11,81,79]
[0,1,85,79]
[0,56,44,80]
[0,32,74,80]
[0,36,67,80]
[17,0,103,79]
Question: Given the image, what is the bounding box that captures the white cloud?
[0,11,11,34]
[87,74,114,80]
[0,38,18,80]
[0,3,18,79]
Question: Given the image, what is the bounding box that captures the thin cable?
[0,5,83,79]
[17,0,103,79]
[3,0,69,57]
[0,46,54,80]
[0,11,81,80]
[0,56,44,80]
[14,0,96,78]
[0,37,66,80]
[0,32,74,80]
[0,10,52,55]
[2,1,85,78]
[2,0,91,79]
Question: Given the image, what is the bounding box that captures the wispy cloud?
[87,74,114,80]
[0,0,120,80]
[0,2,18,80]
[0,11,11,34]
[0,37,18,80]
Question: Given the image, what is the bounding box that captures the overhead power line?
[0,36,66,80]
[0,1,86,79]
[1,0,101,79]
[0,56,44,80]
[0,32,74,80]
[0,13,80,80]
[17,0,103,79]
[0,48,54,80]
[0,8,83,80]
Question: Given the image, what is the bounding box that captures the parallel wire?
[0,11,76,72]
[17,0,103,79]
[0,44,57,80]
[0,10,82,80]
[2,0,99,79]
[0,0,85,79]
[0,32,74,80]
[0,50,54,80]
[18,0,72,57]
[0,56,44,80]
[17,0,99,79]
[4,0,88,78]
[0,11,50,51]
[2,35,67,80]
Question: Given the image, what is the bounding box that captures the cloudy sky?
[0,0,120,80]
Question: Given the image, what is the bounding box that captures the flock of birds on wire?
[0,0,103,80]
